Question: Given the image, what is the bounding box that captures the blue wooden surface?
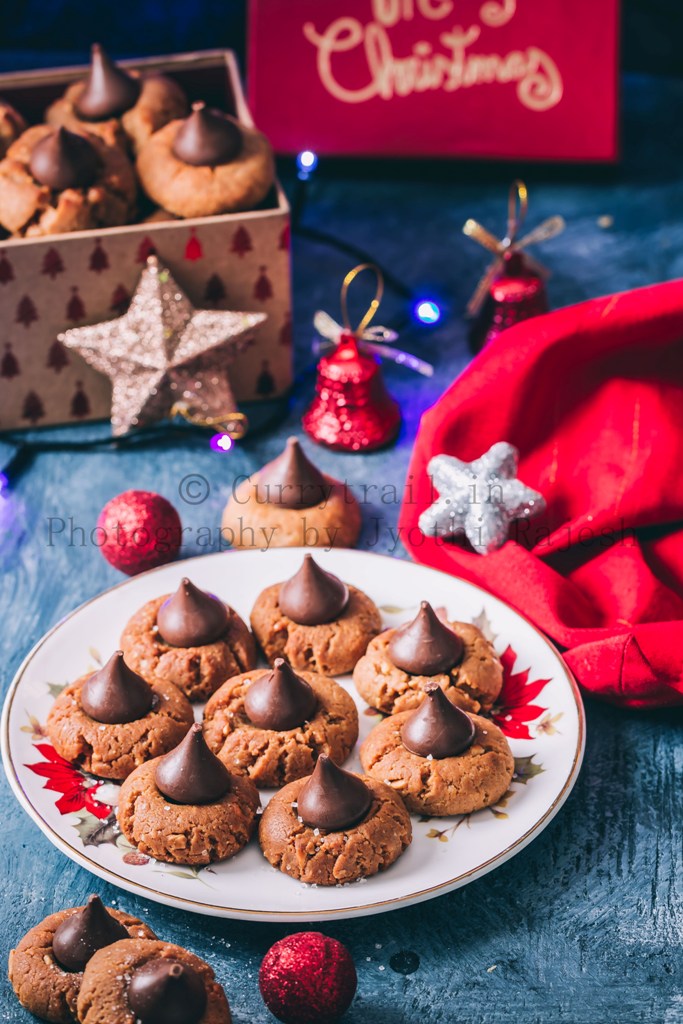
[2,71,683,1023]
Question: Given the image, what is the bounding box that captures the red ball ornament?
[97,490,182,575]
[259,931,357,1024]
[302,332,400,452]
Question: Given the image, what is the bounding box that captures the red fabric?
[398,278,683,708]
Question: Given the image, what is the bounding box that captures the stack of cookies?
[8,894,231,1023]
[43,553,514,890]
[0,44,275,238]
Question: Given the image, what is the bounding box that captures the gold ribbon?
[462,180,565,317]
[314,263,433,378]
[171,403,249,439]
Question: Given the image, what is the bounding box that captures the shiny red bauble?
[259,931,357,1024]
[303,332,400,452]
[97,489,182,575]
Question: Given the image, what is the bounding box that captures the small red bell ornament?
[303,263,432,452]
[463,180,565,351]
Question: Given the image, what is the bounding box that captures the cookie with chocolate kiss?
[45,43,188,154]
[203,660,359,788]
[221,437,362,549]
[354,609,503,717]
[118,731,259,865]
[136,99,275,218]
[259,756,412,885]
[120,581,256,702]
[8,899,156,1024]
[0,122,136,237]
[77,938,231,1024]
[250,555,381,676]
[46,652,194,781]
[360,700,514,817]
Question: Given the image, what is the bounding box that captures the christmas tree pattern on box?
[0,214,291,429]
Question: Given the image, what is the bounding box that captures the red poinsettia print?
[491,646,550,740]
[26,744,110,819]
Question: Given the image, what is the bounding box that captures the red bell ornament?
[303,264,431,453]
[463,180,564,352]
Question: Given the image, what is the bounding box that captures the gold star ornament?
[60,255,267,436]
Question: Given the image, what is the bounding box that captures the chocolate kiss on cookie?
[388,601,464,676]
[29,127,100,191]
[279,554,349,626]
[171,102,242,167]
[298,754,372,831]
[156,578,228,647]
[127,958,207,1024]
[75,43,141,121]
[80,651,154,724]
[155,723,232,804]
[52,895,129,972]
[401,683,475,759]
[256,436,328,510]
[244,658,317,730]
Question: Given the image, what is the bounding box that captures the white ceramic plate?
[2,548,584,922]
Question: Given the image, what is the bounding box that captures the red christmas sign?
[249,0,619,161]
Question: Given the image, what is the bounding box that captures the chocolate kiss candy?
[278,554,349,626]
[52,895,129,972]
[29,127,100,191]
[256,436,328,510]
[155,724,232,804]
[74,43,141,120]
[388,601,464,676]
[80,651,154,724]
[156,578,228,647]
[298,754,372,831]
[244,658,317,731]
[127,958,207,1024]
[401,683,476,759]
[171,102,242,167]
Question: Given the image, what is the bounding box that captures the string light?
[210,433,234,453]
[414,299,442,325]
[296,150,319,180]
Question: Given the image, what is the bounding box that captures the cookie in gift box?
[136,101,274,218]
[46,44,188,154]
[0,124,136,237]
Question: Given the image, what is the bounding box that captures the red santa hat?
[399,277,683,708]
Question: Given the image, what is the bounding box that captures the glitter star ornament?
[60,255,266,435]
[419,442,545,554]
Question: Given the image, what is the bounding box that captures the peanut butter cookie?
[353,618,503,715]
[8,899,155,1024]
[203,664,359,787]
[77,938,231,1024]
[360,709,514,816]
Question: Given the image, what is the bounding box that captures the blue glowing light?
[414,299,442,325]
[296,150,319,179]
[210,433,233,453]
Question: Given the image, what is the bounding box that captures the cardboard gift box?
[249,0,619,162]
[0,50,292,430]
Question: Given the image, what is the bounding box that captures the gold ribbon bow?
[462,181,566,317]
[313,263,433,377]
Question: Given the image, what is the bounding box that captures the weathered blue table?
[2,72,683,1023]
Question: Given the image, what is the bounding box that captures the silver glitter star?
[60,255,266,435]
[419,442,545,554]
